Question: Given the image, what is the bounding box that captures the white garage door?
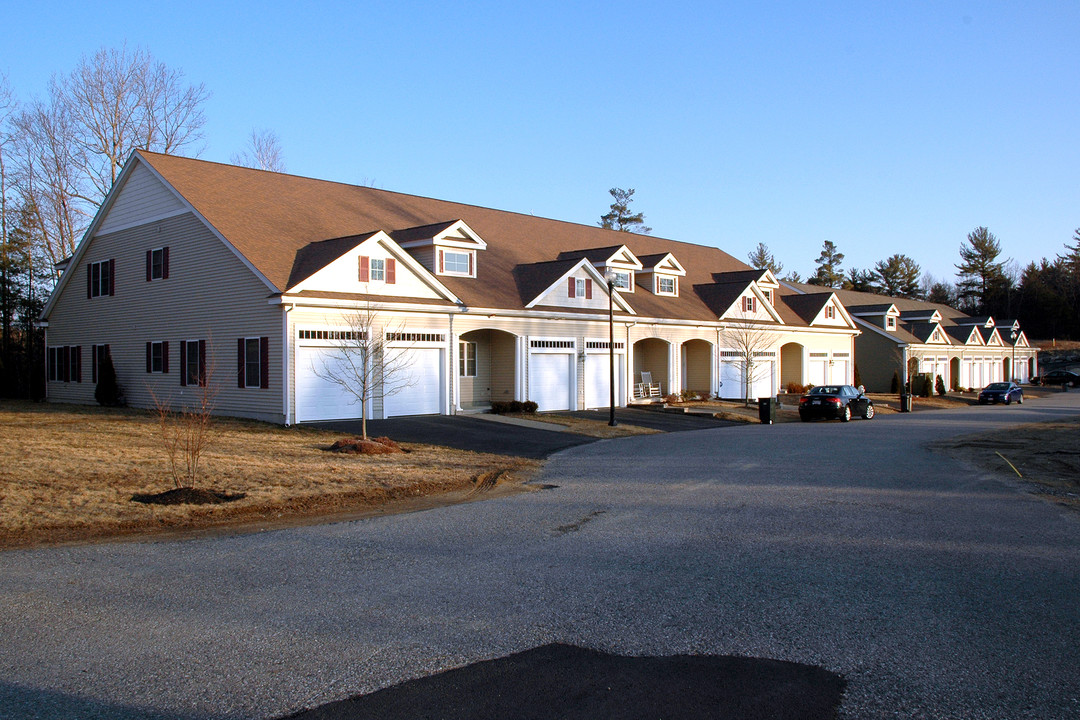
[383,348,443,417]
[529,353,573,411]
[829,360,848,385]
[584,353,625,409]
[808,360,827,386]
[750,360,774,399]
[296,346,366,422]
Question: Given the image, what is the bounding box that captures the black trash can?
[899,393,913,412]
[758,397,776,424]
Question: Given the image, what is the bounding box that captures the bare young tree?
[0,76,16,361]
[720,314,776,407]
[310,305,418,439]
[149,353,218,489]
[231,128,286,172]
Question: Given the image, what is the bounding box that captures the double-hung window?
[610,271,631,290]
[88,260,114,298]
[238,337,269,389]
[146,341,168,373]
[370,258,386,281]
[147,247,169,281]
[459,341,477,377]
[181,340,206,386]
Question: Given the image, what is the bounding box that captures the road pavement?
[1,394,1079,719]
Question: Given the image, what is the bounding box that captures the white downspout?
[282,304,294,425]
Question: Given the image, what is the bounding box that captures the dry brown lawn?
[0,401,538,549]
[932,416,1080,510]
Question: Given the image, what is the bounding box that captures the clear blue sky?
[4,1,1078,283]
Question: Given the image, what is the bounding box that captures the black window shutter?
[162,247,169,279]
[62,346,69,382]
[237,338,245,388]
[92,345,98,384]
[259,337,269,389]
[146,251,152,281]
[180,340,187,386]
[146,342,152,373]
[87,265,92,298]
[74,346,82,383]
[162,341,169,374]
[108,259,115,296]
[198,340,206,386]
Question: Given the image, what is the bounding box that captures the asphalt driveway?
[1,394,1079,719]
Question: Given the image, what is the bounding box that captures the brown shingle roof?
[138,151,805,323]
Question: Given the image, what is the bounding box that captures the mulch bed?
[328,437,405,455]
[131,488,247,505]
[281,643,845,720]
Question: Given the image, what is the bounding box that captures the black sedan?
[799,385,874,422]
[978,382,1024,405]
[1038,370,1080,387]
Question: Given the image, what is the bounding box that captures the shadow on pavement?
[280,643,845,720]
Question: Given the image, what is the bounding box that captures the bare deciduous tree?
[231,128,285,172]
[149,353,218,489]
[720,313,776,407]
[310,305,418,439]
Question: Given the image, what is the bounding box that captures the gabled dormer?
[286,231,460,302]
[955,316,995,328]
[981,327,1004,346]
[848,303,901,331]
[521,258,635,313]
[900,308,942,324]
[945,324,985,346]
[755,270,780,306]
[714,282,785,324]
[636,252,686,297]
[391,219,486,279]
[557,245,642,292]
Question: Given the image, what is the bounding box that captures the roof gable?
[522,258,635,313]
[557,244,643,270]
[392,219,487,250]
[637,252,686,276]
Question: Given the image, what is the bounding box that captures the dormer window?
[610,270,632,291]
[886,316,896,330]
[657,276,677,296]
[439,249,474,277]
[762,289,772,304]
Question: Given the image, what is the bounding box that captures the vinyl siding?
[97,163,186,234]
[45,212,284,422]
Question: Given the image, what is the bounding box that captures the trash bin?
[758,397,776,424]
[899,393,912,412]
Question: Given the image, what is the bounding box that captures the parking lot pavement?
[313,414,595,458]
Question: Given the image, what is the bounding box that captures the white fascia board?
[966,327,985,345]
[758,269,780,287]
[601,245,644,270]
[40,151,144,319]
[134,151,280,294]
[398,220,488,250]
[643,253,686,276]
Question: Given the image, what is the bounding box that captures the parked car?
[1037,370,1080,387]
[978,382,1024,405]
[798,385,874,422]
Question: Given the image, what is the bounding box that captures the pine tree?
[955,227,1005,313]
[873,254,922,298]
[599,188,651,234]
[842,268,875,292]
[747,243,783,274]
[925,281,954,306]
[807,240,844,287]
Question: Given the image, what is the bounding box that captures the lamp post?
[1010,329,1017,383]
[604,268,618,426]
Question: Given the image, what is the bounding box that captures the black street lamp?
[604,268,618,426]
[1010,329,1018,383]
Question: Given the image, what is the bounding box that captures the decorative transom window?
[657,276,676,295]
[459,341,477,377]
[886,316,897,330]
[370,258,386,281]
[443,250,471,275]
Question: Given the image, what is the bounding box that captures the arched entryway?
[633,338,670,399]
[458,329,517,410]
[780,342,804,391]
[950,357,961,391]
[1003,357,1011,383]
[680,339,713,398]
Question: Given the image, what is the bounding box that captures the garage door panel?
[383,348,443,417]
[529,353,572,411]
[297,346,366,422]
[585,354,625,409]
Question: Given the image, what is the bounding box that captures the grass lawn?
[0,400,539,549]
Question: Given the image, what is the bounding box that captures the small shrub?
[508,400,523,413]
[521,401,538,414]
[935,375,946,396]
[890,370,900,394]
[95,352,123,406]
[490,401,510,415]
[919,374,933,398]
[950,376,961,392]
[662,393,680,404]
[786,382,808,394]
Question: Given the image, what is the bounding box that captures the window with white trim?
[459,341,477,377]
[146,341,167,374]
[742,295,756,313]
[442,250,471,275]
[657,276,676,295]
[762,289,772,304]
[886,316,896,330]
[370,258,386,281]
[88,260,113,297]
[610,271,632,291]
[575,278,587,297]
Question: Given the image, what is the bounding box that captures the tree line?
[0,45,283,399]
